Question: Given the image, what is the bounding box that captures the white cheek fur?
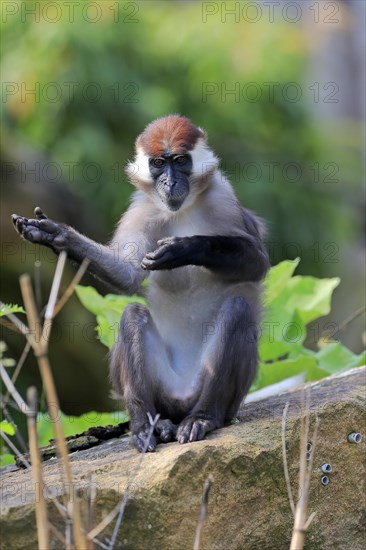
[190,138,219,179]
[126,148,153,184]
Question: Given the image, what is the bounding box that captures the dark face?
[149,153,192,211]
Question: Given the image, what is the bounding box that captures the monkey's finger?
[141,254,174,270]
[146,239,183,261]
[144,251,161,260]
[12,215,29,234]
[22,226,51,244]
[141,258,157,270]
[34,207,48,220]
[39,218,60,234]
[25,219,42,227]
[145,245,171,260]
[20,217,60,234]
[157,236,179,246]
[11,214,26,229]
[14,218,43,237]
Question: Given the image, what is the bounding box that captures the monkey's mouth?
[158,190,188,211]
[165,196,186,211]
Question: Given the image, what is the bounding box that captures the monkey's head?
[126,115,219,212]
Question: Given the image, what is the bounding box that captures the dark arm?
[12,207,148,294]
[142,234,269,281]
[141,208,269,282]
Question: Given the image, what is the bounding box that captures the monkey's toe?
[155,419,177,443]
[177,416,215,444]
[132,429,157,453]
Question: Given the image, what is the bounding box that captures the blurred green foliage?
[36,410,128,446]
[0,411,129,467]
[1,1,363,273]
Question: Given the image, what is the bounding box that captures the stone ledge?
[1,367,365,549]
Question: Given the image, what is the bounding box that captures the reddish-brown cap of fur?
[135,115,205,157]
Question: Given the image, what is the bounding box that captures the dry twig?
[53,257,90,317]
[0,301,29,338]
[87,473,97,550]
[0,316,23,334]
[281,402,295,516]
[319,304,366,345]
[0,362,31,415]
[34,260,42,311]
[0,430,30,469]
[2,251,90,548]
[27,386,49,549]
[193,475,214,550]
[281,390,320,550]
[3,341,32,407]
[49,523,67,546]
[20,252,87,549]
[0,405,28,453]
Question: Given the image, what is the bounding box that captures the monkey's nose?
[164,180,176,192]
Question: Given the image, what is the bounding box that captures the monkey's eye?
[174,156,187,165]
[152,158,165,168]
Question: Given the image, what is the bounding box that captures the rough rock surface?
[1,367,365,550]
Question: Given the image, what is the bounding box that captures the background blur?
[1,1,365,419]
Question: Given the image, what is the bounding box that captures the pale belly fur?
[145,266,260,399]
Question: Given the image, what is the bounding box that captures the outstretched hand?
[12,207,66,250]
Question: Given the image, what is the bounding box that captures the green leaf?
[0,420,16,436]
[264,258,300,305]
[270,275,340,326]
[75,286,109,316]
[96,315,119,349]
[0,304,25,317]
[255,356,327,391]
[316,343,366,374]
[287,344,316,359]
[75,285,146,349]
[75,286,145,315]
[0,454,15,467]
[259,339,290,362]
[260,305,307,362]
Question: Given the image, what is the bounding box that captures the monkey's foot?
[155,419,177,443]
[131,424,157,453]
[176,415,216,444]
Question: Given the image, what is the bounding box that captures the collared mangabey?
[12,115,269,452]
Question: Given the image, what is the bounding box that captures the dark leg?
[110,303,178,452]
[177,296,258,443]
